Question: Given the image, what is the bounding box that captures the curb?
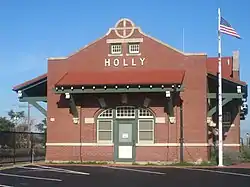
[37,163,250,169]
[0,161,46,171]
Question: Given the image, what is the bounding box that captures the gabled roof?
[13,73,47,91]
[55,69,185,87]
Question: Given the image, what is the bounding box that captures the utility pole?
[247,133,249,147]
[27,103,31,132]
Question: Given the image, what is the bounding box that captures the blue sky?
[0,0,249,136]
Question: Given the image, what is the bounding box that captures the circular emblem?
[114,18,135,39]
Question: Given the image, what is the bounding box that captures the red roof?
[13,73,47,91]
[55,69,185,86]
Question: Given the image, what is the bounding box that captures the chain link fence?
[0,131,46,164]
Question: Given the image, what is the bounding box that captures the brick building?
[13,18,248,163]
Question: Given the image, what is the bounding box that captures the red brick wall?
[46,20,209,163]
[223,104,241,150]
[46,92,209,162]
[46,146,114,161]
[206,57,233,79]
[47,59,82,144]
[136,146,208,162]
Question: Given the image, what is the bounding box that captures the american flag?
[219,17,241,39]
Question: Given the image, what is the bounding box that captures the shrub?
[240,146,250,162]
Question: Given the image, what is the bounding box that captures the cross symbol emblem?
[115,19,135,39]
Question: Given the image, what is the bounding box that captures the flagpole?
[218,8,224,167]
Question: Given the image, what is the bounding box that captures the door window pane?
[119,123,132,142]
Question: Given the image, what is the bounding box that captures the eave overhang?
[53,84,184,94]
[13,73,47,92]
[12,74,48,116]
[207,72,248,98]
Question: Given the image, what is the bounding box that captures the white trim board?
[136,143,241,147]
[46,143,241,147]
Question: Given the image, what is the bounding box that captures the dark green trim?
[19,97,47,102]
[114,119,136,162]
[53,86,183,94]
[166,97,174,117]
[179,101,184,162]
[207,93,244,99]
[135,108,139,144]
[69,95,78,118]
[28,101,47,117]
[207,97,233,117]
[207,73,246,86]
[19,79,47,92]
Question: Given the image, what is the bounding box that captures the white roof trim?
[47,57,68,60]
[47,18,207,60]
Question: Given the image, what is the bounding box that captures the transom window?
[128,43,140,54]
[116,106,135,119]
[139,108,154,118]
[111,44,122,54]
[98,108,113,118]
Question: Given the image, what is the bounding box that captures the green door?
[114,120,136,162]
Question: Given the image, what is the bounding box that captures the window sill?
[96,142,114,146]
[126,53,141,56]
[136,142,154,146]
[108,53,123,57]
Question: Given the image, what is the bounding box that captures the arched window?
[96,106,155,144]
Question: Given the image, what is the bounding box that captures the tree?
[36,118,47,132]
[8,110,25,122]
[0,117,15,131]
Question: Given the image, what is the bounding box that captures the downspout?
[79,106,83,162]
[179,99,184,163]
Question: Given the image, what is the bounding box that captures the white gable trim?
[47,18,207,60]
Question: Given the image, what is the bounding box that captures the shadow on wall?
[208,99,240,142]
[56,92,182,111]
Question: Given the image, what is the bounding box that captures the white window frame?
[97,119,113,143]
[137,119,154,144]
[128,43,140,54]
[111,44,122,54]
[115,106,136,119]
